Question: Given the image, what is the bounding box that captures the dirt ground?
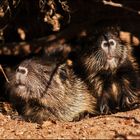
[0,101,140,139]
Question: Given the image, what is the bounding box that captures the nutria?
[7,58,97,123]
[73,26,140,114]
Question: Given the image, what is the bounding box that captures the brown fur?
[74,26,140,114]
[7,58,97,123]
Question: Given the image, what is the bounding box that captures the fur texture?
[74,26,140,114]
[7,58,97,123]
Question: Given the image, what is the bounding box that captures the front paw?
[99,98,110,114]
[121,91,140,110]
[100,103,110,114]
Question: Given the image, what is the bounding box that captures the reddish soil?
[0,102,140,139]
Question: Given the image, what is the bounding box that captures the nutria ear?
[115,26,121,32]
[111,26,120,37]
[43,42,71,63]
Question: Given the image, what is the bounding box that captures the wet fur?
[7,59,97,123]
[74,26,140,114]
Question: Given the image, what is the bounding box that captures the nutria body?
[7,58,97,123]
[74,26,140,114]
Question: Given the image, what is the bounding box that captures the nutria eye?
[109,39,116,47]
[101,41,108,48]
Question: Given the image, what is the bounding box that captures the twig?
[102,0,140,15]
[0,64,9,83]
[103,0,122,7]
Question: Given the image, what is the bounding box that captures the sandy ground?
[0,101,139,139]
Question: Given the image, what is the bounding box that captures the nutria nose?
[16,66,28,75]
[101,39,116,49]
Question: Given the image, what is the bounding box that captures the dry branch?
[102,0,140,15]
[0,64,9,83]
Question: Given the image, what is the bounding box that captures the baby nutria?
[7,58,97,123]
[73,25,140,114]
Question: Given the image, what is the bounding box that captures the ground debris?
[0,107,139,139]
